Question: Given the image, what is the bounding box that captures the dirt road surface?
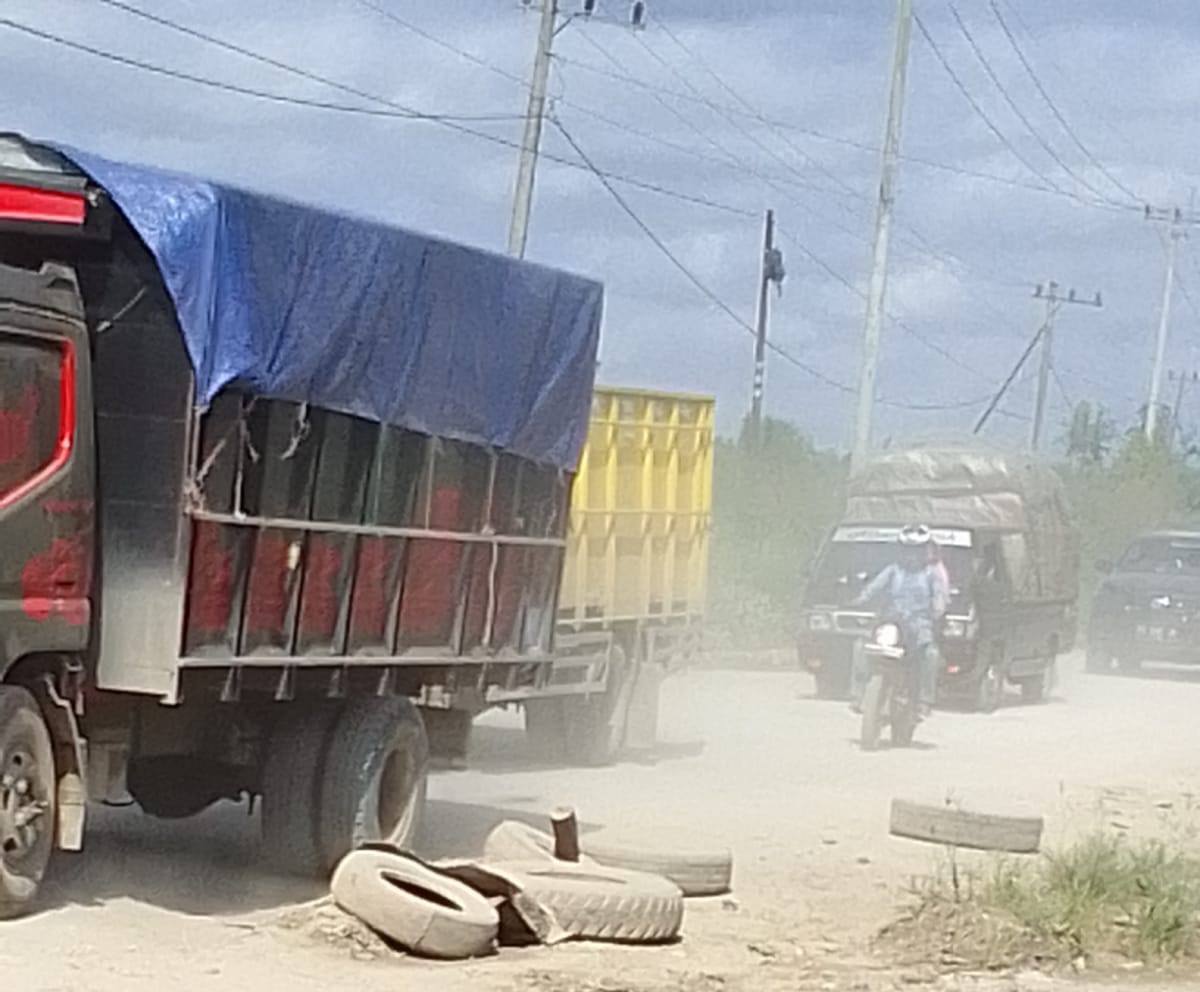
[5,653,1200,992]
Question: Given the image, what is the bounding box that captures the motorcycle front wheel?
[859,673,885,751]
[890,697,916,747]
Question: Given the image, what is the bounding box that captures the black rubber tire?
[564,646,632,767]
[331,849,498,959]
[524,648,632,767]
[860,673,885,752]
[972,645,1005,713]
[890,700,916,748]
[0,686,56,920]
[494,861,684,943]
[890,799,1043,854]
[1085,641,1113,674]
[1018,671,1048,705]
[482,820,733,898]
[317,697,430,873]
[261,703,341,876]
[523,698,567,760]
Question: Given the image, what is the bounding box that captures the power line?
[352,0,528,88]
[987,0,1143,203]
[553,116,1001,412]
[1,16,759,219]
[0,16,523,124]
[632,11,1018,381]
[774,225,996,384]
[647,12,866,206]
[994,0,1152,171]
[351,0,854,202]
[551,52,1141,217]
[912,12,1072,198]
[945,3,1124,207]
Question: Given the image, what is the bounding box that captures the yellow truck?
[517,386,715,764]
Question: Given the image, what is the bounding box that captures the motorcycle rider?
[850,525,949,718]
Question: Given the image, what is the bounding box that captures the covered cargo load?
[845,441,1079,603]
[60,144,604,469]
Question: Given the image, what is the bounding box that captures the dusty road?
[4,653,1200,992]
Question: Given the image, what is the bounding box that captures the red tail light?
[0,182,86,225]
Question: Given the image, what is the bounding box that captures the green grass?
[885,834,1200,970]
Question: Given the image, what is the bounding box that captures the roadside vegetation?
[705,407,1200,657]
[881,832,1200,970]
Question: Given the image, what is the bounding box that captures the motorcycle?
[859,619,919,751]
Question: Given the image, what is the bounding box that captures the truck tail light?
[0,182,86,226]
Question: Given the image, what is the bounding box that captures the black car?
[1087,531,1200,674]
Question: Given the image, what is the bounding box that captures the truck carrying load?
[0,134,711,916]
[799,440,1079,709]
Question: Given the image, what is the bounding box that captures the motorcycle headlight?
[808,612,833,632]
[873,622,902,648]
[943,618,968,639]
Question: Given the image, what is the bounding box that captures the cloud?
[2,0,1198,447]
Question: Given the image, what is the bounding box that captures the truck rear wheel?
[317,697,429,873]
[261,704,341,876]
[524,646,633,767]
[0,686,56,919]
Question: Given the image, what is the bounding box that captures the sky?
[5,0,1200,449]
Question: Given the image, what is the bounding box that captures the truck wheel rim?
[0,746,49,867]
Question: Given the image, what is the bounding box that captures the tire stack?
[327,819,733,961]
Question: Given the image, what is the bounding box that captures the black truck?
[1088,530,1200,674]
[0,134,618,916]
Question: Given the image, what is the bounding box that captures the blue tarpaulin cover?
[58,146,603,469]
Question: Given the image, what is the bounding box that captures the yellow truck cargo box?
[560,386,713,641]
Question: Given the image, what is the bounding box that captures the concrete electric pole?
[1029,282,1102,452]
[508,0,650,259]
[508,0,558,259]
[851,0,913,473]
[749,209,785,446]
[1145,206,1189,443]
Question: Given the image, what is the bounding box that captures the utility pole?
[1169,369,1198,449]
[507,1,650,259]
[1145,206,1189,442]
[749,209,785,446]
[508,0,558,259]
[851,0,913,473]
[1030,281,1102,451]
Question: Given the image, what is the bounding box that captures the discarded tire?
[889,799,1044,854]
[495,861,683,943]
[484,820,732,897]
[484,820,581,863]
[330,849,498,959]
